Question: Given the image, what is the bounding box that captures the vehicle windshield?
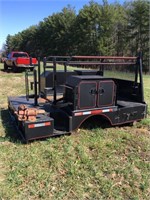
[13,53,28,58]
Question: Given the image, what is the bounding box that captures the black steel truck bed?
[7,53,147,142]
[8,96,54,142]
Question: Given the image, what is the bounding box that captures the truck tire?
[13,63,18,73]
[30,67,34,71]
[4,62,8,71]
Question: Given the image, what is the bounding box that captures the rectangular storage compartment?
[64,75,116,110]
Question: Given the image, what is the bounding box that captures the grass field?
[0,63,150,200]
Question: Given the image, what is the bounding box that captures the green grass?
[0,63,150,200]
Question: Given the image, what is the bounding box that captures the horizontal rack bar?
[67,62,136,66]
[72,56,137,60]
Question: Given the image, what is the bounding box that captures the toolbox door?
[78,81,97,109]
[97,80,115,107]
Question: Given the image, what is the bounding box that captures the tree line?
[3,0,149,72]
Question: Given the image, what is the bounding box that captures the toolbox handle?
[89,88,97,95]
[99,88,105,95]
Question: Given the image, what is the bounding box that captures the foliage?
[125,0,149,72]
[72,1,102,55]
[3,0,150,72]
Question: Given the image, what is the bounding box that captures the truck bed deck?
[117,100,145,108]
[8,96,145,113]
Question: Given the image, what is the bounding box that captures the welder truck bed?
[8,53,147,142]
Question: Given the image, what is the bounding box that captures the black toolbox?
[64,75,116,110]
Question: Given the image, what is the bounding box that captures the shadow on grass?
[0,68,24,74]
[0,108,66,144]
[0,108,22,143]
[80,115,112,130]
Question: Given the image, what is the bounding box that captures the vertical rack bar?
[138,52,144,102]
[33,69,38,106]
[53,57,57,103]
[64,62,67,83]
[135,56,139,84]
[38,57,41,94]
[25,69,29,101]
[43,57,46,75]
[30,57,32,66]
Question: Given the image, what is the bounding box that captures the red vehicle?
[4,51,37,72]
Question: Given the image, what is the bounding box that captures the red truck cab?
[4,51,37,72]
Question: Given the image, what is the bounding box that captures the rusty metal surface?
[15,104,45,122]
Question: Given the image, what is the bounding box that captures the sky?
[0,0,124,50]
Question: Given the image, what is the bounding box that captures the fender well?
[78,114,112,130]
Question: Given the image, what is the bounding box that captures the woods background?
[2,0,150,72]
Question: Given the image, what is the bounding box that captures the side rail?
[25,58,40,106]
[42,56,71,102]
[68,55,137,66]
